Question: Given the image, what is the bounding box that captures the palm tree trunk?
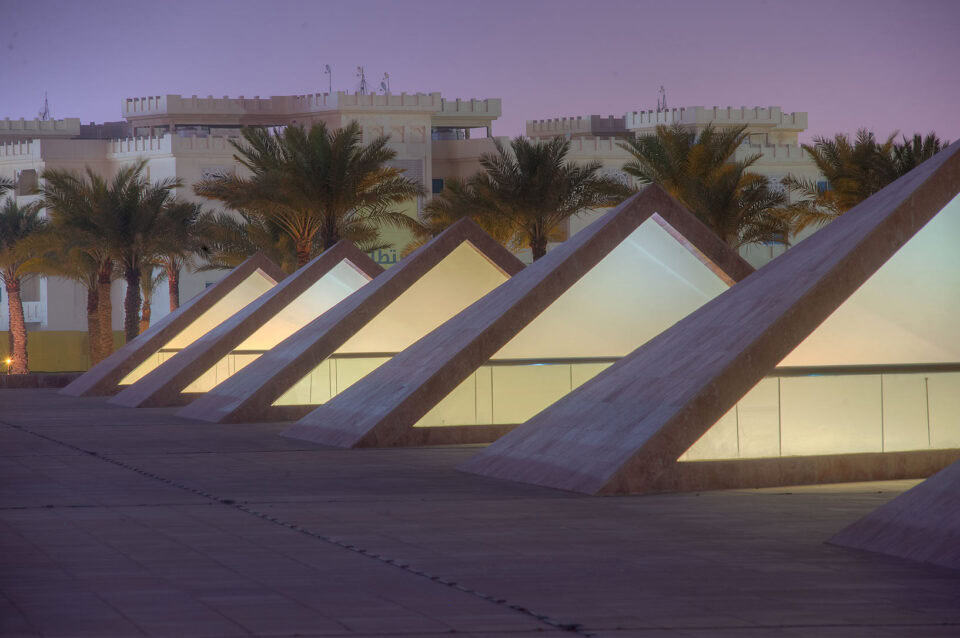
[139,297,151,334]
[86,285,101,365]
[165,260,180,311]
[296,240,312,268]
[123,266,142,343]
[97,260,114,359]
[5,277,29,374]
[529,234,548,261]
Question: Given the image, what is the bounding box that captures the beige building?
[0,93,821,371]
[526,106,823,264]
[0,91,501,370]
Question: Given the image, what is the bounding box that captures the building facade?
[526,106,823,264]
[0,93,820,371]
[0,91,501,370]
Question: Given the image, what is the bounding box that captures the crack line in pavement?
[0,419,593,636]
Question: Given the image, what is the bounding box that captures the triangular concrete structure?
[461,141,960,495]
[109,241,382,408]
[829,458,960,571]
[176,219,525,423]
[282,186,754,448]
[60,253,286,397]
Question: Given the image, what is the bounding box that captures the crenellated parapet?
[123,94,276,117]
[122,92,501,128]
[0,139,41,159]
[526,115,627,139]
[736,143,811,163]
[527,117,593,137]
[104,134,240,158]
[625,106,807,132]
[564,137,630,155]
[0,117,82,139]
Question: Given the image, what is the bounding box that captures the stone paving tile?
[21,422,314,456]
[1,389,959,637]
[0,496,545,636]
[0,452,206,508]
[0,424,83,457]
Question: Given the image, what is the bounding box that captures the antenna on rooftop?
[323,64,332,94]
[656,85,667,113]
[356,66,369,95]
[379,72,390,94]
[38,92,51,121]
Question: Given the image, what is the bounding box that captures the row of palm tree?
[0,163,203,371]
[619,124,789,248]
[0,178,46,374]
[195,122,425,268]
[418,137,633,259]
[0,120,948,375]
[780,130,947,232]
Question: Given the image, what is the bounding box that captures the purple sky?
[2,0,958,143]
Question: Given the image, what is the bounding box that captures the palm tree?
[0,176,13,195]
[138,263,166,333]
[195,122,425,268]
[109,164,180,342]
[620,123,789,247]
[36,168,118,360]
[41,161,180,342]
[0,199,46,374]
[152,199,203,311]
[893,132,949,176]
[425,137,632,260]
[27,235,107,365]
[195,209,301,274]
[779,129,899,232]
[408,177,515,256]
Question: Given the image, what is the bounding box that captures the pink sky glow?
[1,0,958,144]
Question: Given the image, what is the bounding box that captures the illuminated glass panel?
[411,216,734,426]
[681,194,960,461]
[182,260,371,392]
[119,269,276,385]
[273,242,510,405]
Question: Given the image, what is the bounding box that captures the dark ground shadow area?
[1,389,958,637]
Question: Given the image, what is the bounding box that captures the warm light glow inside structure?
[109,242,382,408]
[119,271,279,386]
[281,187,753,448]
[175,220,524,424]
[680,193,960,462]
[413,218,731,428]
[272,241,516,406]
[461,142,960,495]
[187,260,375,392]
[60,253,285,397]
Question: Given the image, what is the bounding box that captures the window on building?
[15,169,37,196]
[432,178,444,194]
[19,276,41,302]
[816,180,830,193]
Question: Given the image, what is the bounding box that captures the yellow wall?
[0,331,124,373]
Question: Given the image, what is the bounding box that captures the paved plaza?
[1,389,958,637]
